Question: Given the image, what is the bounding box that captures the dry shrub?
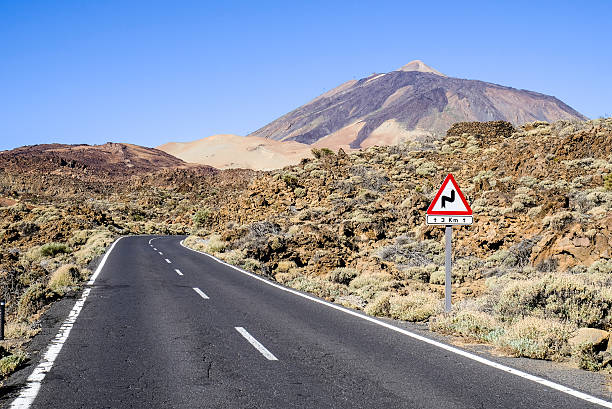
[430,310,501,342]
[389,291,442,321]
[494,274,612,328]
[183,235,207,252]
[185,234,227,254]
[429,270,445,285]
[288,276,346,301]
[17,283,56,319]
[587,259,612,275]
[327,267,357,285]
[204,234,227,254]
[364,292,391,317]
[47,264,79,294]
[398,264,437,283]
[349,273,395,289]
[68,229,92,246]
[542,211,576,231]
[497,317,573,360]
[573,343,603,371]
[242,258,261,272]
[5,321,40,339]
[349,273,396,300]
[275,270,301,284]
[73,229,115,265]
[218,249,246,265]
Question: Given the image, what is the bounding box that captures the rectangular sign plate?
[426,215,473,226]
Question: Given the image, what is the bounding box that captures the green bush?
[282,173,299,187]
[0,351,28,377]
[311,148,335,159]
[605,173,612,191]
[40,242,70,257]
[193,208,211,227]
[294,187,306,198]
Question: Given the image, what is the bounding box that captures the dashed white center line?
[165,258,172,264]
[235,327,278,361]
[153,247,157,251]
[174,269,183,276]
[158,251,163,255]
[192,287,209,300]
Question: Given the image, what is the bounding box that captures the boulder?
[569,328,609,350]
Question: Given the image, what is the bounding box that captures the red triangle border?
[426,174,473,215]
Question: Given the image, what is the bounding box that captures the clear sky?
[1,0,610,151]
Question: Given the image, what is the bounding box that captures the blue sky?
[1,0,610,151]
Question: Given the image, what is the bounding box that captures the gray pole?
[0,300,5,340]
[445,226,452,312]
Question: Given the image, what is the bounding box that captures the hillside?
[0,117,611,382]
[0,143,190,177]
[157,134,313,170]
[187,117,612,370]
[249,60,587,148]
[0,142,253,377]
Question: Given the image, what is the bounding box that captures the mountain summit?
[396,60,446,76]
[248,62,587,149]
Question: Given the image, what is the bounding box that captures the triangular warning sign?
[427,174,472,215]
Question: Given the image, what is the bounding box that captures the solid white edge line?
[192,287,209,300]
[175,269,183,276]
[235,327,278,361]
[165,258,172,264]
[10,237,124,409]
[180,240,612,408]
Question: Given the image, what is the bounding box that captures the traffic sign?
[425,174,474,313]
[426,174,472,225]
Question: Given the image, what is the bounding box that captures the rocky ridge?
[189,117,612,370]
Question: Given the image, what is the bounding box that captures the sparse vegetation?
[181,117,612,371]
[1,116,611,382]
[311,148,335,159]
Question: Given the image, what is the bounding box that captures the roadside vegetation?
[0,117,610,383]
[0,167,252,383]
[184,117,612,371]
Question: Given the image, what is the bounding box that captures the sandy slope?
[157,134,314,170]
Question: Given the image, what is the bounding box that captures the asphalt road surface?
[7,236,611,408]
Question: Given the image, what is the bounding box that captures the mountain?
[157,134,313,170]
[248,60,588,148]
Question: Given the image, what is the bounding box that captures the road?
[7,235,610,408]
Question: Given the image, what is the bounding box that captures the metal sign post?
[445,226,452,312]
[426,174,473,312]
[0,300,5,340]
